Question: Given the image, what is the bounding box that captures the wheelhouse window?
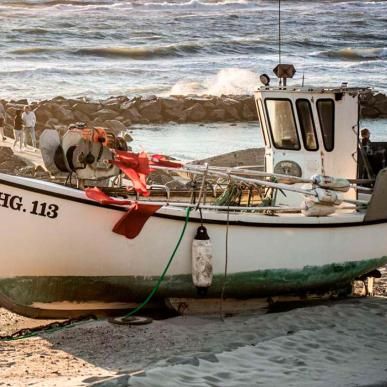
[317,99,335,152]
[296,99,318,151]
[265,99,300,150]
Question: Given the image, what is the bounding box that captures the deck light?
[260,73,271,86]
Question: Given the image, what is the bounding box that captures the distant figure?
[13,110,24,152]
[360,128,372,155]
[22,105,37,151]
[0,102,5,141]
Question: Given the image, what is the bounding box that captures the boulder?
[375,100,387,115]
[139,100,162,122]
[184,97,213,109]
[73,110,90,123]
[122,106,142,123]
[44,118,60,128]
[15,98,28,105]
[164,108,187,122]
[52,96,66,102]
[209,108,226,121]
[360,93,375,107]
[123,118,132,127]
[0,146,14,163]
[241,103,257,121]
[72,102,101,116]
[90,117,105,127]
[161,97,185,111]
[102,96,129,106]
[0,147,28,173]
[374,93,386,102]
[185,103,207,122]
[138,118,150,124]
[50,104,75,123]
[120,100,136,110]
[225,105,240,121]
[202,101,216,110]
[103,119,127,133]
[92,108,117,121]
[361,107,380,118]
[35,105,52,125]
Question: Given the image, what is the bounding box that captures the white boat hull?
[0,173,386,318]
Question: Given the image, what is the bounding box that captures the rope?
[123,206,192,318]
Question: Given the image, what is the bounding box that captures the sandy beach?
[0,294,386,387]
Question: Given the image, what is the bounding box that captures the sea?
[1,0,386,158]
[0,0,386,101]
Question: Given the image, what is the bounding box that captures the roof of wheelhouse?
[256,86,372,94]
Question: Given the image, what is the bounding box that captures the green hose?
[124,206,192,317]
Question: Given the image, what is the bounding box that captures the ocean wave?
[10,47,61,55]
[74,44,201,58]
[8,37,269,59]
[1,0,114,8]
[9,43,201,59]
[318,47,387,60]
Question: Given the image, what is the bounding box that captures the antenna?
[278,0,281,65]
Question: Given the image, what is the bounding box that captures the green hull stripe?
[0,257,386,306]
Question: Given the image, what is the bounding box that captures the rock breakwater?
[1,92,386,142]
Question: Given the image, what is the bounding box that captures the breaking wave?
[169,68,260,96]
[319,47,387,60]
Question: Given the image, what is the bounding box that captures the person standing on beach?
[0,102,6,141]
[22,105,37,150]
[13,110,23,152]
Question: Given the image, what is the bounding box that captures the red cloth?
[113,203,162,239]
[85,187,132,205]
[150,154,183,169]
[85,187,161,239]
[112,160,149,197]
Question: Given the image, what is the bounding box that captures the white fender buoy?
[192,225,213,295]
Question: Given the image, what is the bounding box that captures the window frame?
[255,99,268,146]
[316,98,335,152]
[264,98,301,151]
[296,98,319,152]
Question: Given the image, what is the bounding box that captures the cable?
[219,204,230,321]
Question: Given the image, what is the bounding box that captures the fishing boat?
[0,64,386,318]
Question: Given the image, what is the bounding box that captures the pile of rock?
[0,146,51,178]
[1,91,386,142]
[0,94,257,139]
[360,92,387,119]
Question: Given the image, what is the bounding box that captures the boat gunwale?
[0,173,380,229]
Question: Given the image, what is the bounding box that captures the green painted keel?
[0,257,386,318]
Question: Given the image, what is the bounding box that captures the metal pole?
[278,0,281,65]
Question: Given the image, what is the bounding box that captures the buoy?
[192,225,213,296]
